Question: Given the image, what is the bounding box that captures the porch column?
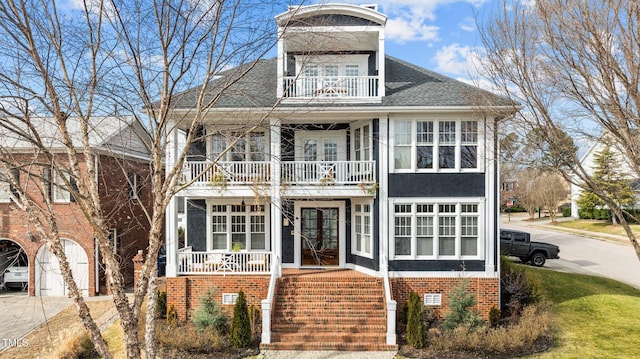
[165,128,178,277]
[378,29,385,97]
[276,29,284,99]
[270,118,282,259]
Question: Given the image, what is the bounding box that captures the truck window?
[514,233,526,242]
[500,231,511,240]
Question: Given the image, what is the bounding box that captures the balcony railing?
[177,249,271,275]
[283,76,379,98]
[282,161,375,185]
[182,160,375,186]
[182,161,270,186]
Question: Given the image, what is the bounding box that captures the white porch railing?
[182,161,270,186]
[177,250,271,275]
[281,160,375,185]
[261,255,281,344]
[283,76,379,98]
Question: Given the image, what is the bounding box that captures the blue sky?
[333,0,496,84]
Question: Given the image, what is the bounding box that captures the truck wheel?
[531,253,546,267]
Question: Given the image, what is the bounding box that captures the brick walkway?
[260,350,398,359]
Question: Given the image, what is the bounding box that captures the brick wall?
[391,277,500,320]
[166,275,270,320]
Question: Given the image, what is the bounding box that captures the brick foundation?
[165,275,270,320]
[390,277,500,320]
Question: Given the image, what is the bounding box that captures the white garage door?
[36,239,89,296]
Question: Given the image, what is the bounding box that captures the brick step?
[278,282,383,289]
[260,342,398,351]
[274,302,385,310]
[276,289,383,296]
[270,322,386,333]
[271,331,385,344]
[274,296,384,304]
[273,308,386,317]
[272,316,387,327]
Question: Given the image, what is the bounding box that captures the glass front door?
[301,207,339,266]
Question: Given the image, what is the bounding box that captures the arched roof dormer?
[276,4,387,28]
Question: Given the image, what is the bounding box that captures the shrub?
[248,304,261,337]
[156,291,167,319]
[230,290,251,348]
[562,206,571,217]
[157,321,223,353]
[429,304,551,355]
[167,304,178,326]
[489,304,501,328]
[406,291,426,348]
[191,289,228,334]
[501,257,543,316]
[442,279,484,332]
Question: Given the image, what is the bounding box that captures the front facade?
[0,117,151,296]
[164,4,514,348]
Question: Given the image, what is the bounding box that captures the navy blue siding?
[389,260,485,272]
[388,173,485,197]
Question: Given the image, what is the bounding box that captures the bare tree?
[534,171,570,223]
[0,1,288,358]
[479,0,640,259]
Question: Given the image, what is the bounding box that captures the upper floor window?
[127,173,142,199]
[392,119,480,172]
[52,170,76,203]
[0,169,18,203]
[210,131,266,162]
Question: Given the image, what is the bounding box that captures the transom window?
[352,202,373,258]
[210,131,266,162]
[392,202,481,259]
[211,204,267,251]
[393,120,480,171]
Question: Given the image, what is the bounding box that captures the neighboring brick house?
[162,4,515,350]
[0,116,151,296]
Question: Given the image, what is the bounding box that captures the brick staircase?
[261,269,396,351]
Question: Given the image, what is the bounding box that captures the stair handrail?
[261,254,281,344]
[382,253,397,345]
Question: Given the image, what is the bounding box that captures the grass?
[554,219,640,237]
[523,267,640,358]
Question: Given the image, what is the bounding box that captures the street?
[501,215,640,289]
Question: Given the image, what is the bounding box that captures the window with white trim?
[392,202,481,259]
[352,123,371,161]
[352,202,372,258]
[0,169,14,203]
[211,204,266,251]
[53,170,75,203]
[392,119,480,171]
[210,131,266,162]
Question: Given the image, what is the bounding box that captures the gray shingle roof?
[168,56,514,110]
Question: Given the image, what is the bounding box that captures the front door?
[301,207,339,266]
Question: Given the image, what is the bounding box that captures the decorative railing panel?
[182,161,270,186]
[281,160,375,185]
[283,76,379,98]
[177,250,271,275]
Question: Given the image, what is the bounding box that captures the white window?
[352,123,371,161]
[210,204,267,251]
[53,170,73,203]
[352,201,372,258]
[391,119,481,172]
[210,131,266,162]
[392,201,482,260]
[0,169,13,203]
[127,173,141,199]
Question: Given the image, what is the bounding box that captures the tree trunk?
[145,266,159,359]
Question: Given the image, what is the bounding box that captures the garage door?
[36,239,89,296]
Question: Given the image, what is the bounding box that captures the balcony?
[283,76,379,99]
[178,249,272,275]
[183,160,375,187]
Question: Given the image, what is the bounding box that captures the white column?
[276,29,285,99]
[378,29,385,98]
[378,114,389,272]
[165,128,178,277]
[270,117,282,264]
[485,117,497,275]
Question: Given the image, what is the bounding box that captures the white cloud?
[435,43,479,76]
[459,17,476,32]
[333,0,489,43]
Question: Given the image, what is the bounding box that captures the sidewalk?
[500,212,631,244]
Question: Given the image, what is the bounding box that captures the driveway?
[0,291,72,352]
[501,214,640,289]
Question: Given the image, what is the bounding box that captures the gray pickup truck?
[500,229,560,267]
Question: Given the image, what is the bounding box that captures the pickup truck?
[500,229,560,267]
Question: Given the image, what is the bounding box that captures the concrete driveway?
[0,291,72,352]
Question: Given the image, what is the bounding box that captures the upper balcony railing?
[182,160,376,187]
[182,161,271,186]
[283,76,379,98]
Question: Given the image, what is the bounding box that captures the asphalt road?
[501,215,640,290]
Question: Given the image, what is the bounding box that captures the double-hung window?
[210,131,266,162]
[352,201,372,258]
[392,202,481,259]
[211,204,267,251]
[53,170,75,203]
[392,119,480,171]
[0,169,16,203]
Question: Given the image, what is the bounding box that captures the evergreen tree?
[580,145,635,223]
[406,291,425,349]
[442,279,484,332]
[230,290,251,348]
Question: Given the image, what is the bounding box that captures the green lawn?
[524,267,640,358]
[555,219,640,237]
